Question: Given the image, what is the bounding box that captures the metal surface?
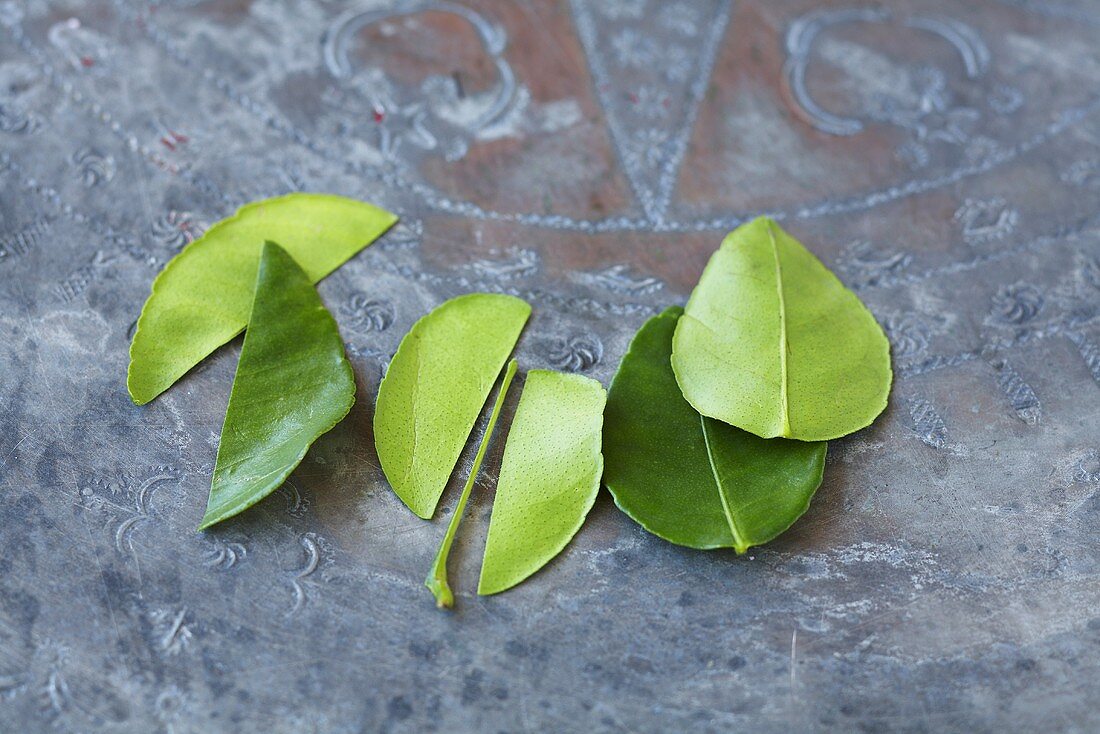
[2,0,1099,731]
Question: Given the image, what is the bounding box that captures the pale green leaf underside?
[375,294,531,520]
[199,242,355,530]
[128,193,396,405]
[671,217,892,441]
[605,308,826,552]
[478,370,606,595]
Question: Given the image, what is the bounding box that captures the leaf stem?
[425,359,518,608]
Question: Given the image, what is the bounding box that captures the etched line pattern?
[340,294,395,333]
[570,0,732,222]
[1067,332,1100,387]
[896,350,980,380]
[467,247,540,280]
[837,240,913,289]
[1,153,133,251]
[0,219,50,261]
[149,210,204,253]
[150,607,193,656]
[203,539,247,570]
[288,532,333,614]
[906,396,948,449]
[882,311,937,360]
[954,197,1019,246]
[546,333,604,372]
[279,480,311,519]
[369,256,662,317]
[89,2,1100,233]
[77,467,181,558]
[989,358,1042,425]
[71,147,115,187]
[55,250,116,303]
[574,263,664,295]
[989,281,1044,326]
[0,101,40,134]
[4,16,236,209]
[1071,449,1100,484]
[1062,159,1100,189]
[322,2,518,163]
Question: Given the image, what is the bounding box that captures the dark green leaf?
[605,307,826,552]
[199,241,355,530]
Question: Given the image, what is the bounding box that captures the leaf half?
[478,370,606,596]
[375,294,531,519]
[128,193,396,405]
[671,217,891,441]
[199,241,355,530]
[605,307,826,552]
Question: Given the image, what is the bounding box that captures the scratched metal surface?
[2,0,1100,731]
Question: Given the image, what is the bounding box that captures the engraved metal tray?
[2,1,1099,731]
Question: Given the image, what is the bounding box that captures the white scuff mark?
[778,541,941,591]
[474,87,583,142]
[29,310,111,357]
[822,598,875,620]
[817,37,920,107]
[788,628,798,716]
[1005,33,1100,79]
[722,87,833,182]
[833,541,937,569]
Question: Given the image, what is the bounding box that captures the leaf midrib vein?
[700,416,747,552]
[767,220,791,437]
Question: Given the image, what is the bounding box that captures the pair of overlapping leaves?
[127,193,397,528]
[604,217,892,552]
[374,294,606,605]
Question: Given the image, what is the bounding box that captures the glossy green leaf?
[199,242,355,530]
[605,307,826,552]
[128,193,396,405]
[425,359,517,609]
[671,217,891,441]
[375,294,531,520]
[478,370,606,596]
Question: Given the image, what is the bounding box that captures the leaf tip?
[408,499,435,521]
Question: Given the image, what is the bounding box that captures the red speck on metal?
[372,108,385,123]
[160,137,176,151]
[80,57,95,67]
[627,93,639,104]
[171,131,189,143]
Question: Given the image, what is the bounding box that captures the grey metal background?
[2,0,1100,731]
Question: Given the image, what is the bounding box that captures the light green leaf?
[199,241,355,530]
[128,193,396,405]
[425,359,517,609]
[478,370,606,596]
[671,217,892,441]
[605,307,826,552]
[375,294,531,520]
